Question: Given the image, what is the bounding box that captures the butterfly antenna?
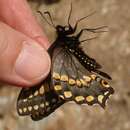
[80,36,98,43]
[68,2,73,26]
[78,11,96,23]
[76,25,108,39]
[44,11,56,28]
[74,11,96,30]
[37,11,56,29]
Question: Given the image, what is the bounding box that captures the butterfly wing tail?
[94,70,112,80]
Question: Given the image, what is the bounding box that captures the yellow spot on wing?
[34,105,39,110]
[69,49,75,53]
[39,85,44,94]
[40,103,44,108]
[64,91,72,98]
[59,95,64,99]
[28,106,32,111]
[83,76,92,82]
[29,94,33,99]
[98,95,104,103]
[54,85,62,91]
[80,79,87,86]
[69,78,76,85]
[19,109,23,114]
[104,91,109,95]
[86,96,94,102]
[53,72,60,80]
[90,74,97,80]
[61,75,68,81]
[101,80,110,88]
[45,102,49,106]
[76,79,82,87]
[23,107,27,112]
[34,91,39,96]
[23,99,27,102]
[75,96,85,102]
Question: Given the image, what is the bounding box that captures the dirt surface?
[0,0,130,130]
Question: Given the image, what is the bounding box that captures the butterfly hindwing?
[17,78,65,121]
[52,46,114,108]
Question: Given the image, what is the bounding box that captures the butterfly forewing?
[52,46,114,108]
[17,79,65,121]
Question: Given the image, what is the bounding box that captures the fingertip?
[14,41,51,87]
[0,22,51,87]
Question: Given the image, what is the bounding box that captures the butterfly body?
[53,25,111,79]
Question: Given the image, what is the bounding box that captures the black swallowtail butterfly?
[17,5,114,121]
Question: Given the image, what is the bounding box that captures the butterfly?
[17,5,114,121]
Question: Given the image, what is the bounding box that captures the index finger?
[0,0,50,49]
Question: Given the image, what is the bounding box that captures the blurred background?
[0,0,130,130]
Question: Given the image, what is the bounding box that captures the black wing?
[51,46,114,108]
[17,76,65,121]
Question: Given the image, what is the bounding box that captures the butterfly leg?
[76,26,108,39]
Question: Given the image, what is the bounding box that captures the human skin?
[0,0,51,87]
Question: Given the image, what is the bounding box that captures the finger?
[0,0,50,49]
[0,22,51,87]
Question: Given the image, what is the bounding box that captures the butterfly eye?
[101,80,110,88]
[65,26,69,31]
[56,25,64,33]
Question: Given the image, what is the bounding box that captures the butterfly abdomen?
[68,46,101,71]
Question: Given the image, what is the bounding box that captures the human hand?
[0,0,51,87]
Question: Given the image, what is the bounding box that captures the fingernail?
[14,41,50,82]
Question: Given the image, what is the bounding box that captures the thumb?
[0,22,51,87]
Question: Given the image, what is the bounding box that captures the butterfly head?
[56,24,75,36]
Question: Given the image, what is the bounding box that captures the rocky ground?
[0,0,130,130]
